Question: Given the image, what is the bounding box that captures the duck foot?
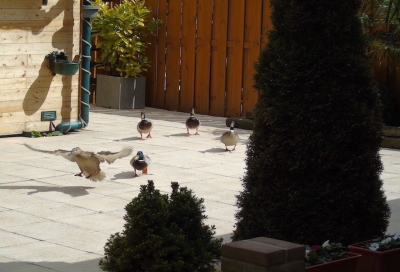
[146,134,152,138]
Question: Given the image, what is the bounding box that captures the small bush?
[99,180,222,272]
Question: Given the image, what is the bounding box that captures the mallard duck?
[185,107,200,135]
[24,144,133,181]
[137,111,153,140]
[221,121,239,151]
[130,151,152,177]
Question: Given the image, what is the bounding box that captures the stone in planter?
[349,240,400,272]
[96,74,145,110]
[306,252,360,272]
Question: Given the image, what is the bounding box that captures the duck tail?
[87,171,106,182]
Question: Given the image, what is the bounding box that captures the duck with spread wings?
[24,144,133,181]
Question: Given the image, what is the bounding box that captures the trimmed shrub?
[99,180,222,272]
[233,0,391,246]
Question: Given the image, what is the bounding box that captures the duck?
[130,151,152,177]
[137,111,153,140]
[24,144,133,181]
[185,107,200,135]
[221,121,239,151]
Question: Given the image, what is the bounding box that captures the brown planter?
[306,252,360,272]
[349,240,400,272]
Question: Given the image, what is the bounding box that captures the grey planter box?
[96,74,146,109]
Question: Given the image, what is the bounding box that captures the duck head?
[134,151,144,161]
[140,112,146,120]
[190,108,195,117]
[69,147,81,156]
[230,121,235,131]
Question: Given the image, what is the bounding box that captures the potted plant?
[305,240,360,272]
[348,232,400,272]
[91,0,162,109]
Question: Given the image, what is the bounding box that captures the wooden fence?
[92,0,272,117]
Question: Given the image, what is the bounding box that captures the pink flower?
[310,245,321,252]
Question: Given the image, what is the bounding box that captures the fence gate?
[93,0,272,117]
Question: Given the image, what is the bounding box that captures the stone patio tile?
[206,205,238,224]
[197,176,243,192]
[56,194,129,213]
[0,210,49,228]
[47,231,110,255]
[0,194,53,210]
[103,188,140,201]
[2,167,69,180]
[42,256,103,272]
[8,221,88,241]
[57,212,125,234]
[16,201,96,221]
[195,163,246,178]
[0,174,29,184]
[0,259,57,272]
[0,242,101,271]
[0,180,70,196]
[0,230,39,248]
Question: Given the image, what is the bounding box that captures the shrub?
[233,0,391,246]
[99,180,222,272]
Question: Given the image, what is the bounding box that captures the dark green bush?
[233,0,391,246]
[99,180,222,272]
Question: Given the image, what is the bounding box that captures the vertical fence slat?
[145,0,158,107]
[165,0,181,111]
[195,0,213,115]
[155,0,167,108]
[180,0,196,113]
[225,0,245,117]
[210,0,228,117]
[242,0,262,116]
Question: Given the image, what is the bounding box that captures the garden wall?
[0,0,81,135]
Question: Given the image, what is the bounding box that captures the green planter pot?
[306,252,361,272]
[349,240,400,272]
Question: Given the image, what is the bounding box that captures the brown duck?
[221,121,239,151]
[137,112,153,140]
[185,108,200,135]
[24,144,133,181]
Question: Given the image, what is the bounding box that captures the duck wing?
[24,144,76,162]
[96,147,133,164]
[144,155,152,166]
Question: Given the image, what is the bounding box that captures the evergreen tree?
[233,0,391,246]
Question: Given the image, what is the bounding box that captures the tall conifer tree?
[233,0,391,246]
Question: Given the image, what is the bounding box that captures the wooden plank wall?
[92,0,272,117]
[0,0,81,135]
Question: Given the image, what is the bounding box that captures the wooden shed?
[0,0,81,136]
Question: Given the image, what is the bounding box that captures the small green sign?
[41,111,56,121]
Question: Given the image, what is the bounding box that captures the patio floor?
[0,105,399,272]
